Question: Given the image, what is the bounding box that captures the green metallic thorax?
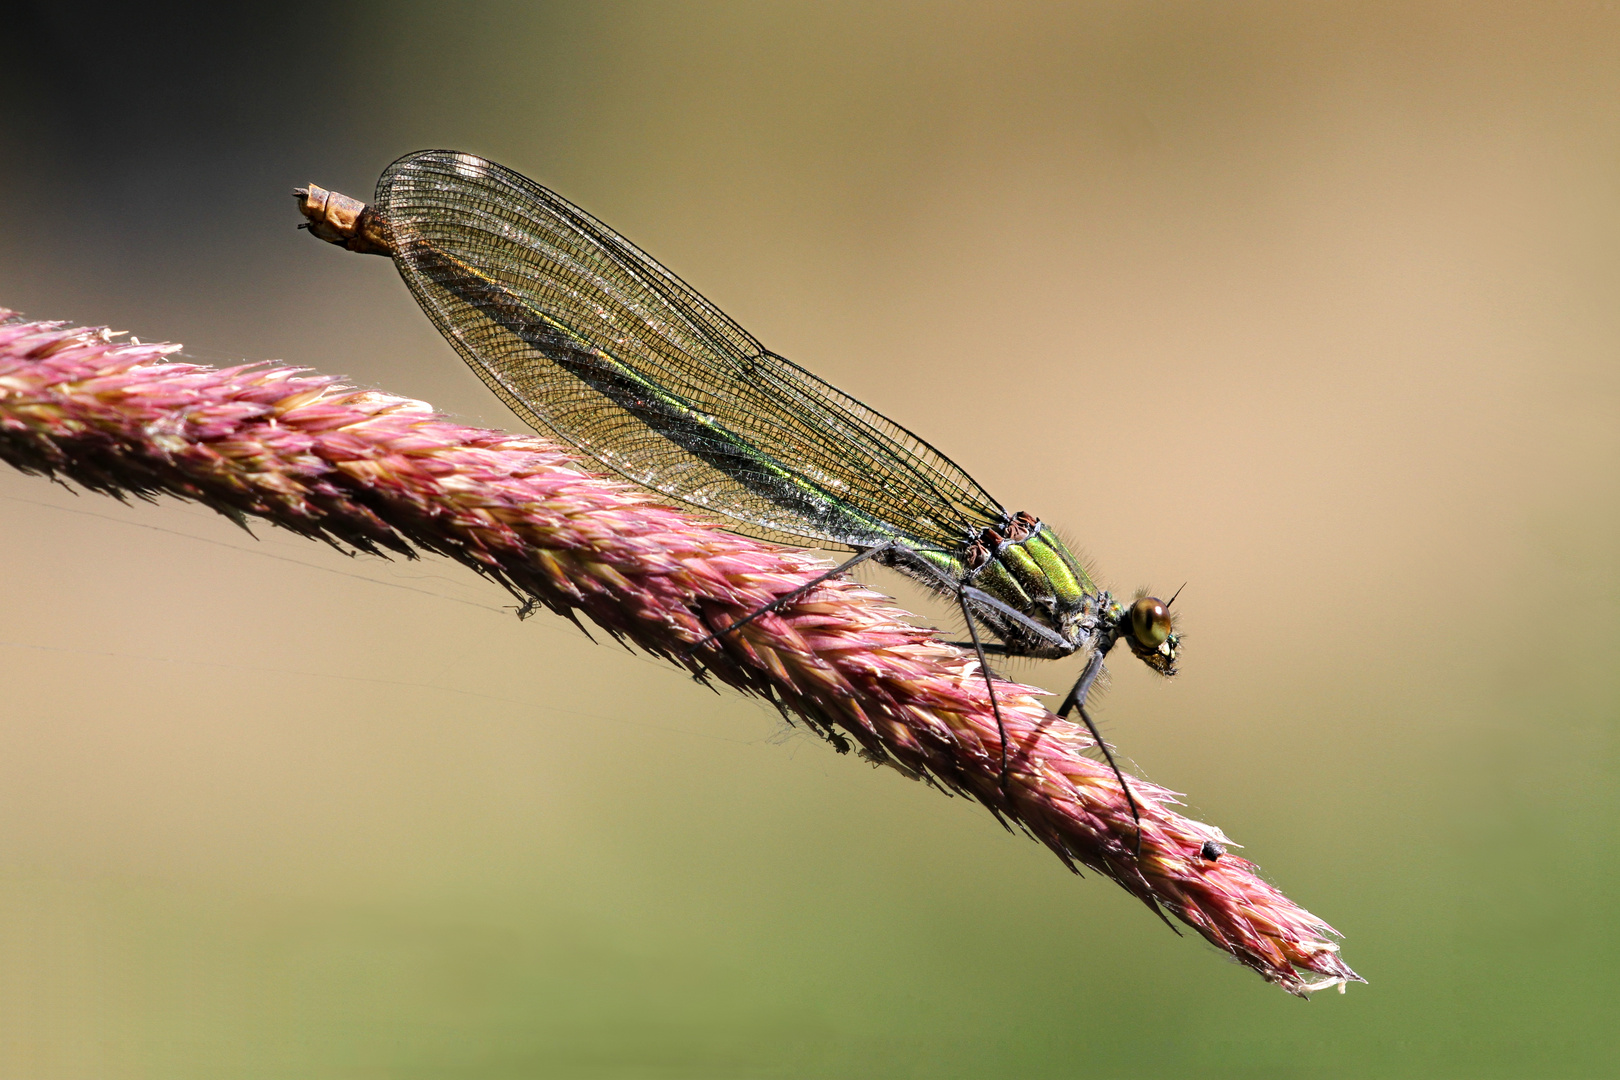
[991,527,1095,611]
[912,520,1099,658]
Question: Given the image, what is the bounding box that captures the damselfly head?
[1125,594,1179,676]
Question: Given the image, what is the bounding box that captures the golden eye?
[1129,596,1171,648]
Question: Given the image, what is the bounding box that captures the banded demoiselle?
[295,149,1182,847]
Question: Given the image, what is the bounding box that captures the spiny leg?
[1058,651,1143,855]
[869,544,1073,656]
[943,641,1017,656]
[958,584,1072,653]
[1054,649,1105,719]
[868,545,1025,797]
[957,591,1011,794]
[1079,701,1144,858]
[682,540,899,661]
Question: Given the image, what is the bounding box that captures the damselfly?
[295,150,1181,841]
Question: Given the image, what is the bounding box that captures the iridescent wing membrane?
[376,150,1005,552]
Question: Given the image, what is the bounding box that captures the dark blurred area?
[5,2,350,160]
[2,3,369,355]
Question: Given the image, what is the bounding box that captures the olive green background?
[1,3,1615,1077]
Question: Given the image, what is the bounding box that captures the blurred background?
[1,2,1616,1076]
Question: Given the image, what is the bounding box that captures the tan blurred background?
[1,2,1616,1076]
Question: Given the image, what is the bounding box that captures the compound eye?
[1129,596,1172,648]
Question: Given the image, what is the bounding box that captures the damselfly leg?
[689,543,1026,796]
[1056,651,1143,854]
[680,541,901,661]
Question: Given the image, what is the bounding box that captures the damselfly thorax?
[892,510,1178,671]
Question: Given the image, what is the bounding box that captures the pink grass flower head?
[0,310,1362,996]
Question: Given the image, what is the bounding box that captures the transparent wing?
[376,149,1005,550]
